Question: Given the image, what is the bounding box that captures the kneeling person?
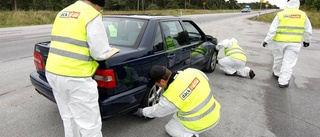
[216,38,255,79]
[134,65,221,137]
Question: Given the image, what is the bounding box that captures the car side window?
[182,21,204,43]
[161,21,187,50]
[152,24,164,52]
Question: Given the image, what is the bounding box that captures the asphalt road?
[0,11,319,137]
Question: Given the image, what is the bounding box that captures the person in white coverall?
[134,65,221,137]
[216,38,255,79]
[262,0,312,88]
[45,0,119,137]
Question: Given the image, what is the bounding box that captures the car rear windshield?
[103,17,147,47]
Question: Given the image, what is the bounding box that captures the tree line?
[1,0,319,11]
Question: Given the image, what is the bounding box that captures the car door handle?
[181,48,188,51]
[167,54,176,59]
[191,47,196,51]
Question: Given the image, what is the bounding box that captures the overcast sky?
[237,0,287,9]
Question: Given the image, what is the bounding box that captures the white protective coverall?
[263,0,312,85]
[142,72,218,137]
[46,13,113,137]
[216,38,252,78]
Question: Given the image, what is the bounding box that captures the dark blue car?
[30,15,219,120]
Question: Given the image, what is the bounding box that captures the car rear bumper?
[30,72,55,102]
[29,71,145,120]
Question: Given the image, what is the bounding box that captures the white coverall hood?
[285,0,300,9]
[218,38,237,47]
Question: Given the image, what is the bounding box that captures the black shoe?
[225,72,237,76]
[279,83,289,88]
[249,70,255,79]
[273,72,279,80]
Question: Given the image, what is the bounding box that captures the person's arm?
[215,38,232,50]
[87,16,118,61]
[142,96,178,118]
[303,16,312,43]
[264,15,279,43]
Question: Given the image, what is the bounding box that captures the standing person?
[45,0,119,137]
[216,38,255,79]
[262,0,312,88]
[134,66,221,137]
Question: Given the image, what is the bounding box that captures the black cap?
[147,65,167,88]
[89,0,105,7]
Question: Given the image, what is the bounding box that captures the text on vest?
[180,78,200,100]
[60,11,81,19]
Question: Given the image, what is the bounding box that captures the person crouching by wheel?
[134,65,221,137]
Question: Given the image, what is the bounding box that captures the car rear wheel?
[205,51,218,73]
[141,85,164,108]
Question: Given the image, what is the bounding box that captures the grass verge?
[0,9,238,28]
[0,10,57,28]
[251,10,320,28]
[0,9,319,28]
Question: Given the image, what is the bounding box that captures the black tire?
[204,51,218,73]
[140,85,164,108]
[138,85,164,119]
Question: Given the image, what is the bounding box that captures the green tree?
[312,0,320,10]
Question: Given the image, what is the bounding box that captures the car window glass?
[161,21,187,50]
[182,21,203,43]
[103,18,147,47]
[152,24,164,52]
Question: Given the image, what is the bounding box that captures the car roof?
[103,14,191,21]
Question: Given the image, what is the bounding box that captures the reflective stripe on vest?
[45,1,100,77]
[50,36,93,61]
[51,36,89,48]
[273,9,306,43]
[179,102,216,121]
[224,41,246,62]
[163,68,220,131]
[49,47,94,62]
[179,91,214,116]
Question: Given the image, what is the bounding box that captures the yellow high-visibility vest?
[224,41,246,62]
[191,45,207,57]
[274,9,306,43]
[108,25,117,37]
[166,37,175,50]
[163,68,221,131]
[46,1,101,77]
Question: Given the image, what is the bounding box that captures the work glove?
[133,108,144,117]
[262,41,268,47]
[215,45,219,50]
[303,42,309,47]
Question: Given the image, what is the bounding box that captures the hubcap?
[148,85,163,106]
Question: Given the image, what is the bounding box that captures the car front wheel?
[204,51,218,73]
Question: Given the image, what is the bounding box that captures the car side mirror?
[206,35,217,45]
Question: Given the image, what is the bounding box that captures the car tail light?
[34,52,44,70]
[94,69,116,88]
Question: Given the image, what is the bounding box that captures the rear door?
[160,20,191,72]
